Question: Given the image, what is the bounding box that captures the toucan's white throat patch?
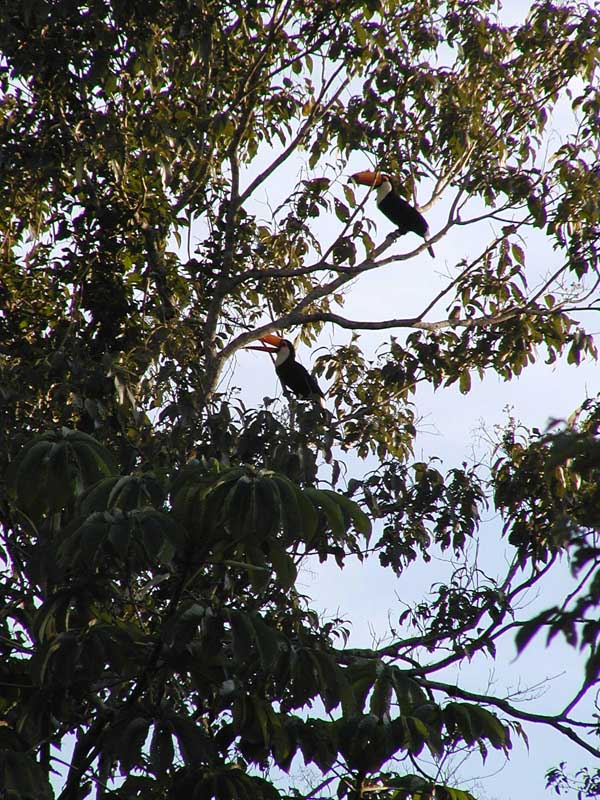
[376,180,393,204]
[275,346,290,366]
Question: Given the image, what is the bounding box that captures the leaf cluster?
[0,429,513,798]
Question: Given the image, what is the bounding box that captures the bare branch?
[281,307,522,334]
[238,63,349,205]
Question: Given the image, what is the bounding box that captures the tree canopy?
[1,0,600,798]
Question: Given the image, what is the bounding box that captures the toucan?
[246,333,326,406]
[350,170,435,257]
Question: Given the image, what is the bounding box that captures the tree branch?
[421,677,600,759]
[238,62,349,206]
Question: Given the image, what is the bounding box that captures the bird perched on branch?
[246,334,325,406]
[351,170,435,257]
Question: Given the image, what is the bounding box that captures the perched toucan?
[246,333,325,406]
[350,170,435,257]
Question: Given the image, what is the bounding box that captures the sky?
[222,2,600,796]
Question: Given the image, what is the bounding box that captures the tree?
[1,0,599,797]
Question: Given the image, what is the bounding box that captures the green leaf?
[459,370,472,395]
[334,198,350,222]
[6,430,117,522]
[221,474,254,541]
[241,543,271,593]
[119,716,151,772]
[470,706,511,750]
[171,716,214,765]
[321,489,372,539]
[389,669,428,714]
[515,608,558,653]
[369,668,392,718]
[270,473,307,540]
[444,703,478,745]
[58,512,108,569]
[267,540,297,590]
[298,719,338,772]
[108,511,132,559]
[150,723,174,777]
[251,613,286,673]
[304,488,346,538]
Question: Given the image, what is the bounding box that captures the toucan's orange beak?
[260,334,284,347]
[246,344,275,351]
[350,170,383,187]
[245,333,284,352]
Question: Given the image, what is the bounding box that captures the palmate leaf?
[515,607,559,653]
[444,703,478,746]
[221,474,257,541]
[444,702,511,752]
[77,476,122,516]
[330,491,372,539]
[305,487,372,543]
[395,715,428,756]
[229,610,288,674]
[339,713,404,772]
[58,507,183,571]
[171,463,246,537]
[307,648,353,715]
[173,464,283,547]
[382,772,431,797]
[78,473,166,516]
[38,630,81,687]
[230,694,299,774]
[410,703,444,756]
[218,471,285,544]
[284,646,355,717]
[468,706,512,751]
[346,661,428,719]
[388,669,428,714]
[238,543,272,593]
[435,789,477,800]
[170,716,215,765]
[291,718,336,773]
[345,659,378,712]
[101,714,151,774]
[270,472,318,542]
[6,428,117,524]
[30,618,144,710]
[171,464,368,573]
[58,512,110,569]
[266,539,297,590]
[369,666,393,718]
[304,487,346,538]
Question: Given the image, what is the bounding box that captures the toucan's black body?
[247,334,325,406]
[378,191,429,239]
[275,350,325,403]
